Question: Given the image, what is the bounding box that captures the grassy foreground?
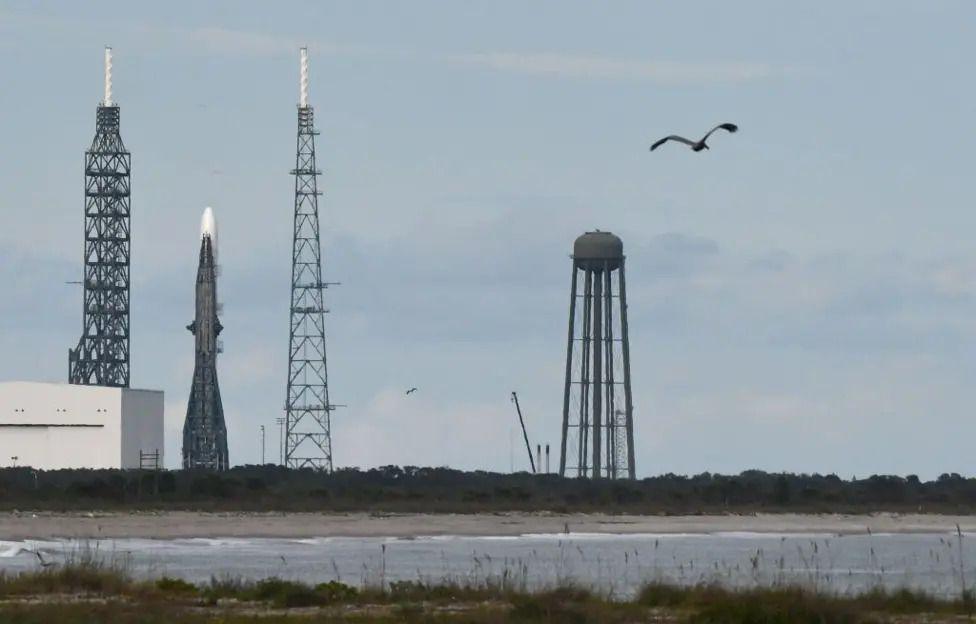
[0,562,975,623]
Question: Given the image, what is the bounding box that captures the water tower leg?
[591,269,603,479]
[560,265,578,477]
[619,260,636,479]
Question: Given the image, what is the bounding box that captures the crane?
[510,392,536,474]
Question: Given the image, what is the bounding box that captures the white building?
[0,382,164,470]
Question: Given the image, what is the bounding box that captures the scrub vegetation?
[1,465,975,513]
[0,560,975,623]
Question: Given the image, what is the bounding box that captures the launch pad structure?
[69,47,131,388]
[284,47,337,471]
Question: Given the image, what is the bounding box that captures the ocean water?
[1,532,975,598]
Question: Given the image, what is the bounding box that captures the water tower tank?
[573,231,624,270]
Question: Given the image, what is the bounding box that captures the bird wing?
[701,123,738,142]
[650,135,696,151]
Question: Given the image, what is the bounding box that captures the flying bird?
[31,550,56,568]
[405,387,418,395]
[650,123,738,152]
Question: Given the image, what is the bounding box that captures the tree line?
[0,465,973,513]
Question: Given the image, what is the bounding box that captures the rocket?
[182,207,229,470]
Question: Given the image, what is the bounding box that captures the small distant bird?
[405,387,418,395]
[650,123,739,152]
[31,550,55,568]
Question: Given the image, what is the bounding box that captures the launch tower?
[69,47,131,387]
[560,231,636,479]
[284,47,336,470]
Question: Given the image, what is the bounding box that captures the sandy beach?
[1,511,975,540]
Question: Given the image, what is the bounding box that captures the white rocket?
[183,205,228,470]
[200,206,218,265]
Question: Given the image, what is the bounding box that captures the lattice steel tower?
[284,47,336,470]
[69,47,131,388]
[560,231,636,479]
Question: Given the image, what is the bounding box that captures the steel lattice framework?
[284,48,335,470]
[69,52,131,388]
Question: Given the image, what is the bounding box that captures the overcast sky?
[2,2,975,477]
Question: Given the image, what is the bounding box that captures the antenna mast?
[103,46,113,106]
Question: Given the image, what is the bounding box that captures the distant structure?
[0,382,163,470]
[69,47,132,387]
[560,231,636,479]
[284,47,336,470]
[182,207,229,470]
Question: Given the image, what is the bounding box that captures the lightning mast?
[69,47,132,387]
[284,47,336,470]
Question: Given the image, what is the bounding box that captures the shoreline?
[3,511,976,540]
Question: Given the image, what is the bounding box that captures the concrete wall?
[0,382,121,469]
[120,389,164,469]
[0,382,165,470]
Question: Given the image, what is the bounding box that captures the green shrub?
[252,577,320,608]
[155,576,198,595]
[313,580,358,602]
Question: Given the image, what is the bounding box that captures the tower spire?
[284,47,337,470]
[103,46,113,107]
[299,46,309,108]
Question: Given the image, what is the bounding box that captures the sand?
[1,511,975,540]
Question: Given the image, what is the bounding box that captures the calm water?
[2,532,975,598]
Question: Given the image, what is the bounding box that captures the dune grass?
[1,559,976,622]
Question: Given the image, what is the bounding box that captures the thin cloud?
[185,27,392,59]
[449,52,780,84]
[186,27,304,56]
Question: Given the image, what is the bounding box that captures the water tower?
[559,231,635,479]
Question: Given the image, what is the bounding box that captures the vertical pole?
[604,268,616,479]
[618,260,636,479]
[104,47,113,107]
[300,47,309,108]
[276,417,285,465]
[559,264,578,476]
[578,270,593,476]
[591,269,603,479]
[260,425,266,464]
[545,444,550,474]
[536,444,541,473]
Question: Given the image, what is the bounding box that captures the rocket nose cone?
[201,206,218,261]
[201,206,216,239]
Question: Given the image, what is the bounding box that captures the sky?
[1,2,976,478]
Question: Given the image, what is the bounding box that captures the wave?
[180,538,261,548]
[0,541,30,558]
[710,531,837,539]
[521,532,710,540]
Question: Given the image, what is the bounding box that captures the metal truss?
[68,104,131,388]
[284,103,336,471]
